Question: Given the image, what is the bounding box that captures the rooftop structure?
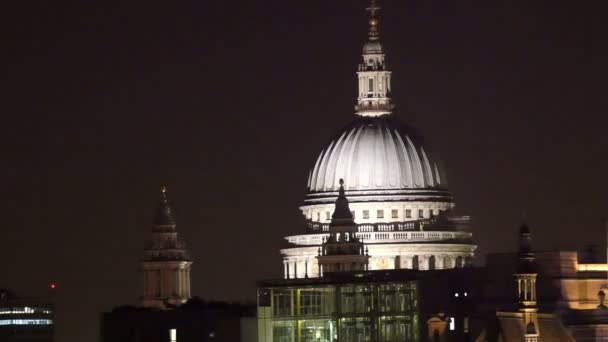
[101,299,256,342]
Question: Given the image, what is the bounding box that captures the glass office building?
[258,277,419,342]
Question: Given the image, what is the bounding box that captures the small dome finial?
[366,0,381,40]
[160,185,168,203]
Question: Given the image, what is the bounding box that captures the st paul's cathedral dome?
[281,0,476,279]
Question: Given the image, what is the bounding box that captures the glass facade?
[258,282,419,342]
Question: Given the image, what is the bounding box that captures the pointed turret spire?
[514,219,538,313]
[331,179,354,222]
[317,179,369,275]
[355,0,394,117]
[153,186,176,226]
[141,186,192,309]
[517,220,535,274]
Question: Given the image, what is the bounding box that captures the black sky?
[2,1,607,341]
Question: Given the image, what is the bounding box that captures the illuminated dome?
[363,40,383,54]
[281,1,476,280]
[308,115,446,193]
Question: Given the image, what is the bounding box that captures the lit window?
[377,210,384,219]
[169,328,177,342]
[325,211,330,220]
[405,209,412,218]
[449,317,455,331]
[363,210,369,219]
[0,319,53,326]
[391,209,398,219]
[464,317,469,333]
[418,209,424,218]
[464,292,468,297]
[454,293,459,297]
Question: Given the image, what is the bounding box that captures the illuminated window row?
[314,208,441,222]
[0,307,51,315]
[0,319,53,326]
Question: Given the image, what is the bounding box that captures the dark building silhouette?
[101,299,256,342]
[0,289,54,342]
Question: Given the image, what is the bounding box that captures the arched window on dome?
[456,256,463,268]
[429,256,436,270]
[412,256,419,270]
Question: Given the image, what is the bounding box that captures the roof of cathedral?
[153,186,176,226]
[488,312,575,342]
[307,115,447,193]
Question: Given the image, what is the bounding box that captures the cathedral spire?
[317,179,369,275]
[514,220,538,313]
[141,186,192,309]
[153,185,176,226]
[331,179,354,223]
[366,0,381,41]
[356,0,394,117]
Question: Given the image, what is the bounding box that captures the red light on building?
[50,283,57,289]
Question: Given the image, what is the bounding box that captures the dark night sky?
[2,1,607,341]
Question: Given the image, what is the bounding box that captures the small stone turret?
[140,186,192,309]
[355,0,394,116]
[515,221,539,341]
[317,179,370,275]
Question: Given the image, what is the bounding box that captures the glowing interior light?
[449,317,455,331]
[0,319,53,326]
[50,283,57,289]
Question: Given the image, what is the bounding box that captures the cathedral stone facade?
[281,0,476,279]
[140,187,192,309]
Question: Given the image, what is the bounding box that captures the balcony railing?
[286,230,472,246]
[306,218,447,233]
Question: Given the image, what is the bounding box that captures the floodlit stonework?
[140,187,192,309]
[281,0,476,278]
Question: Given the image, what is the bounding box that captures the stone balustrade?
[286,231,472,246]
